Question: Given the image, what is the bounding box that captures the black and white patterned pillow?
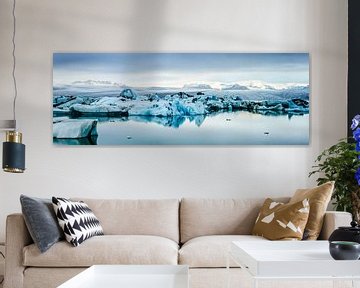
[52,197,104,247]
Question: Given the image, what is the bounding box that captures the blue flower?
[356,167,360,186]
[352,115,360,130]
[354,128,360,142]
[351,115,360,186]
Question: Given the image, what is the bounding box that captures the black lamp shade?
[2,141,25,173]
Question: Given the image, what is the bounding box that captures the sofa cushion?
[23,235,179,267]
[52,197,104,247]
[20,195,64,253]
[180,198,289,243]
[179,235,267,268]
[252,198,310,240]
[72,198,179,243]
[24,268,86,288]
[290,181,334,240]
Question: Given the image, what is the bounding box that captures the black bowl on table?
[329,241,360,260]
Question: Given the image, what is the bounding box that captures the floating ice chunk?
[254,103,283,111]
[53,108,70,115]
[146,94,160,101]
[92,96,119,106]
[53,119,98,139]
[70,102,129,115]
[171,92,193,99]
[53,90,310,119]
[129,101,173,116]
[205,100,225,112]
[128,99,207,117]
[172,99,207,115]
[120,88,138,99]
[57,97,85,109]
[53,117,69,124]
[53,95,75,106]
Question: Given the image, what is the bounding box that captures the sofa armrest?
[4,213,33,288]
[318,211,352,240]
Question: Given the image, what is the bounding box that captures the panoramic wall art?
[53,53,309,145]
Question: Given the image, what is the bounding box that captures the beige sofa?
[4,198,352,288]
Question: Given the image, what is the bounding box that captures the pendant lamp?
[1,0,26,173]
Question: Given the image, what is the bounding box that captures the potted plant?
[309,115,360,222]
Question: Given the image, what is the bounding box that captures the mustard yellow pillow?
[252,198,310,240]
[289,181,334,240]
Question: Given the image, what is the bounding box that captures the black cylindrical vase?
[2,131,25,173]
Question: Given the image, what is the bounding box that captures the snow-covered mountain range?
[71,80,123,87]
[56,80,309,92]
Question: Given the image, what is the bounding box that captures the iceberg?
[70,104,129,116]
[172,99,207,116]
[53,95,76,106]
[69,97,130,116]
[53,119,98,139]
[57,96,85,109]
[254,103,284,111]
[129,101,173,117]
[120,88,138,99]
[54,96,96,116]
[53,86,309,123]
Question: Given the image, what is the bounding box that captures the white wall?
[0,0,347,242]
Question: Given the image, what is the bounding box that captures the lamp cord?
[12,0,18,130]
[0,251,4,284]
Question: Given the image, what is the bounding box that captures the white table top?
[231,240,360,278]
[58,265,189,288]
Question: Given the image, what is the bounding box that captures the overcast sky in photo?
[53,53,309,88]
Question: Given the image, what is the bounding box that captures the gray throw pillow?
[20,195,64,253]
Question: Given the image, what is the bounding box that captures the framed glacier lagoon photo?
[53,53,309,145]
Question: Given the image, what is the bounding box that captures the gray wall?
[0,0,348,242]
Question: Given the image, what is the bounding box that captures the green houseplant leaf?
[309,138,360,221]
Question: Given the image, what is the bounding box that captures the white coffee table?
[228,241,360,288]
[58,265,189,288]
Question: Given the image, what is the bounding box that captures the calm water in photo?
[53,111,309,145]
